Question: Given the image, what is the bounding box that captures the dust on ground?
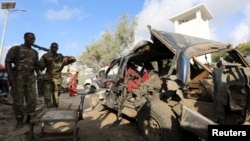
[0,93,145,141]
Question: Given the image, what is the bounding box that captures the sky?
[0,0,250,65]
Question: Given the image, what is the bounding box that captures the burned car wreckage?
[88,25,250,141]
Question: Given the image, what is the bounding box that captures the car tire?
[137,100,182,141]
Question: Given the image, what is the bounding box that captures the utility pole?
[0,1,26,63]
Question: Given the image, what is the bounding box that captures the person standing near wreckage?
[5,32,41,128]
[39,42,76,108]
[68,71,78,97]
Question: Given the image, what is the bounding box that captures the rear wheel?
[137,100,182,141]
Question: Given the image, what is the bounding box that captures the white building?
[169,3,213,39]
[169,3,213,63]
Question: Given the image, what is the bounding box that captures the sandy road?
[0,91,145,141]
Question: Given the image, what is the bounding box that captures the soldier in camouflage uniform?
[39,42,76,108]
[37,71,44,97]
[5,32,41,128]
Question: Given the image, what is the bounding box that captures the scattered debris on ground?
[0,94,144,141]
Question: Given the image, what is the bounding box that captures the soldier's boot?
[26,115,31,124]
[15,117,24,128]
[54,104,58,108]
[44,99,52,108]
[16,120,24,128]
[54,100,59,108]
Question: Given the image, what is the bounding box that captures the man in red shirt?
[68,72,78,97]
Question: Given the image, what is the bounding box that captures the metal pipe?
[0,1,26,63]
[0,9,10,63]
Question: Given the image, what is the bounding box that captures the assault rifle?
[32,43,76,72]
[32,44,50,52]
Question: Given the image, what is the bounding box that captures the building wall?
[175,11,210,39]
[171,5,212,63]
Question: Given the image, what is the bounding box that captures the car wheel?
[137,100,182,141]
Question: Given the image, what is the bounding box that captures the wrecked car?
[89,25,250,141]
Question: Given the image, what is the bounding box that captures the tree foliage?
[211,51,228,62]
[211,42,250,62]
[235,42,250,56]
[78,14,137,72]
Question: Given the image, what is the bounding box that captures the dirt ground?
[0,93,145,141]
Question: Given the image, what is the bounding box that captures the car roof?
[109,26,246,85]
[128,25,233,64]
[148,25,233,56]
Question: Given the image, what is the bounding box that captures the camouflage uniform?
[39,51,76,108]
[5,45,39,121]
[37,72,44,97]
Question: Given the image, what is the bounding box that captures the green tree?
[115,14,137,54]
[211,42,250,63]
[211,51,228,63]
[78,14,137,72]
[235,42,250,56]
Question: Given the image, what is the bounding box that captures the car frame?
[89,25,250,141]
